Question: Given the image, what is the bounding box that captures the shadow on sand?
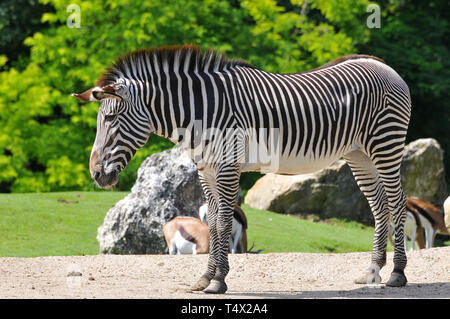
[225,282,450,299]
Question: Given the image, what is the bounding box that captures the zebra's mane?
[289,54,386,76]
[97,44,253,87]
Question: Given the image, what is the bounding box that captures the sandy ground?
[0,247,449,299]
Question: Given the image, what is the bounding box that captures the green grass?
[8,192,448,257]
[0,191,128,257]
[243,204,394,253]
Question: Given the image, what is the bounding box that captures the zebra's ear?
[72,84,128,102]
[93,83,128,101]
[72,88,99,102]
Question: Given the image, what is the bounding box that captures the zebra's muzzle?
[90,150,119,188]
[92,167,119,188]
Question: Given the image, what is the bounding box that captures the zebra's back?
[231,57,411,174]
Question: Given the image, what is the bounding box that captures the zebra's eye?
[104,114,117,122]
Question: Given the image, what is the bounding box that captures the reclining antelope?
[163,203,248,254]
[199,202,248,254]
[163,217,210,255]
[389,196,449,250]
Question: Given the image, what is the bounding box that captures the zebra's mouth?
[94,169,119,189]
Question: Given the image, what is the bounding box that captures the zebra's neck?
[97,46,253,146]
[142,65,244,148]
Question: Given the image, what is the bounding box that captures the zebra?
[73,44,411,294]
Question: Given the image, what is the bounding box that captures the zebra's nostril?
[94,171,101,180]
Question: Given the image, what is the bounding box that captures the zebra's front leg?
[189,173,219,292]
[203,203,234,294]
[189,222,219,291]
[203,165,240,294]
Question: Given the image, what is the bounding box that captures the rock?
[97,146,206,254]
[245,160,372,224]
[444,196,450,230]
[400,138,447,207]
[245,138,447,225]
[66,264,82,277]
[97,146,243,254]
[67,271,82,277]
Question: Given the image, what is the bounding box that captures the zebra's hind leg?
[371,151,408,287]
[344,150,389,285]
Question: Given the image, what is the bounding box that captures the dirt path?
[0,247,449,299]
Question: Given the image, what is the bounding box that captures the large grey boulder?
[97,146,205,254]
[245,138,447,225]
[401,138,447,207]
[244,160,373,224]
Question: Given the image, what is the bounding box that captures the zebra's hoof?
[354,265,381,284]
[386,269,407,287]
[354,273,382,284]
[189,275,211,292]
[203,279,227,294]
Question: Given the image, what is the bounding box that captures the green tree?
[0,0,377,192]
[0,0,52,70]
[359,0,450,185]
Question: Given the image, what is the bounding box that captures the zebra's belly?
[241,152,345,175]
[276,155,343,175]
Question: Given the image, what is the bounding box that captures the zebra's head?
[72,81,153,188]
